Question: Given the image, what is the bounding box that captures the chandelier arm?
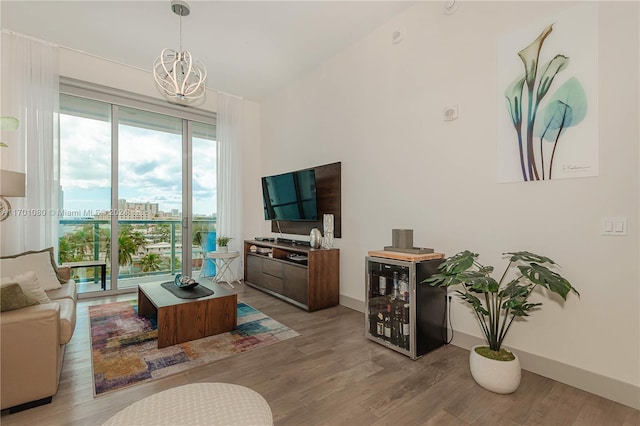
[154,56,174,96]
[162,50,181,95]
[184,70,205,96]
[197,60,207,82]
[171,58,183,95]
[184,61,206,96]
[180,52,194,96]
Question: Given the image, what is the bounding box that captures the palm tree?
[58,224,99,263]
[140,253,162,272]
[155,224,171,242]
[105,228,146,266]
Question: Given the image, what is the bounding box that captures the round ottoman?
[102,383,273,426]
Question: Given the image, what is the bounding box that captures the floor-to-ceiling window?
[59,96,112,292]
[58,81,216,295]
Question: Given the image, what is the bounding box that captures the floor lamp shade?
[0,170,26,221]
[0,170,26,197]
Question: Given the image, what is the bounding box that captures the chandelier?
[153,0,207,101]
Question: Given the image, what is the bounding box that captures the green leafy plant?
[426,251,579,356]
[216,235,232,247]
[140,253,163,272]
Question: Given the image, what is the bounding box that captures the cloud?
[60,114,218,216]
[132,161,159,175]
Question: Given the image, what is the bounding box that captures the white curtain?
[216,92,243,278]
[0,32,59,256]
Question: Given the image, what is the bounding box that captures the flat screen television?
[262,169,318,221]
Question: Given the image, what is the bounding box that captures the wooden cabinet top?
[367,250,444,262]
[245,239,338,255]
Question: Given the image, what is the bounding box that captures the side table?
[206,250,241,287]
[61,260,107,290]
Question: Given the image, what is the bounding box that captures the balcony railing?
[58,218,216,291]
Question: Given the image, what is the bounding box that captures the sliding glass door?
[59,92,216,294]
[117,107,184,288]
[59,96,112,293]
[191,122,217,277]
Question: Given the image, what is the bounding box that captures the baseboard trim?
[451,331,640,410]
[340,297,639,409]
[339,294,364,313]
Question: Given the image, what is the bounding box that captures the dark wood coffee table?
[137,280,237,349]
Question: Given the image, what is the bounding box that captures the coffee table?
[137,280,237,349]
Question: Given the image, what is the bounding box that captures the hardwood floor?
[1,282,638,425]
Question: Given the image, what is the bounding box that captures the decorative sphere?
[310,228,322,248]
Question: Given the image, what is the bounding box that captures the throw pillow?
[1,247,66,290]
[1,271,51,304]
[0,283,39,312]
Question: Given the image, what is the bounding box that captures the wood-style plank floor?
[1,282,638,425]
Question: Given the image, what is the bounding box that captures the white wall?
[260,1,639,406]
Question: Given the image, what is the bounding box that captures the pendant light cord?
[179,13,183,52]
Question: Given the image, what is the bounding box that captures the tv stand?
[244,239,339,311]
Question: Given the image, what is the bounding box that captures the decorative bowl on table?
[174,274,199,290]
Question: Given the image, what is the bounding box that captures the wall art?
[497,4,598,182]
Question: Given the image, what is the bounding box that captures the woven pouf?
[102,383,273,426]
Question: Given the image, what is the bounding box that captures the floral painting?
[497,4,598,182]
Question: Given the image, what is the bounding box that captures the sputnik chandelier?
[153,0,207,101]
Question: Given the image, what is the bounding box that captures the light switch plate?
[602,216,627,236]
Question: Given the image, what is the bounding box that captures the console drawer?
[283,264,308,304]
[262,273,283,294]
[263,260,283,278]
[246,255,263,286]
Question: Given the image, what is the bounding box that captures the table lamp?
[0,170,26,221]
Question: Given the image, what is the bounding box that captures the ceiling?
[1,1,416,101]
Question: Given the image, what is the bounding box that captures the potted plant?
[426,250,579,394]
[216,236,232,253]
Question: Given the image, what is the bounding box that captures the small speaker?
[392,229,413,249]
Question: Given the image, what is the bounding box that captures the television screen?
[262,169,318,221]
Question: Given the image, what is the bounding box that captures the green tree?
[58,237,79,264]
[58,224,99,263]
[156,224,171,242]
[140,253,162,272]
[105,227,147,266]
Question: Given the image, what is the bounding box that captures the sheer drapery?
[0,32,59,255]
[216,92,243,278]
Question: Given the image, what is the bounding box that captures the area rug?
[89,300,299,395]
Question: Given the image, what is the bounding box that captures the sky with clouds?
[60,114,216,218]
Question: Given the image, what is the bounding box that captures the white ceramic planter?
[217,246,228,253]
[469,345,521,394]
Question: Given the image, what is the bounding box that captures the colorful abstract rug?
[89,300,299,395]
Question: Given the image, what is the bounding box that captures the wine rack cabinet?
[365,252,447,359]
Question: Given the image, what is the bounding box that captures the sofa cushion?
[57,299,76,344]
[0,283,39,312]
[1,248,66,290]
[1,271,51,305]
[46,281,77,303]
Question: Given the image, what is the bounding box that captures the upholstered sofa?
[0,248,77,412]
